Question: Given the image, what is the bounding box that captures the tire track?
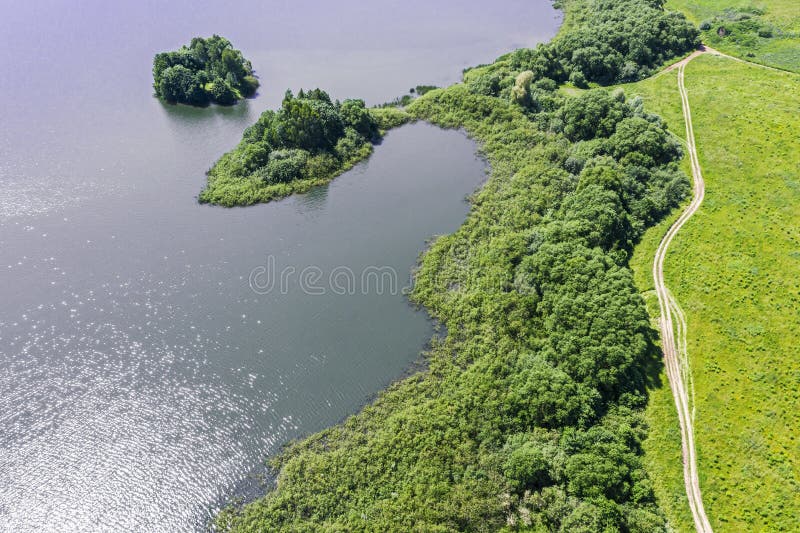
[652,52,713,533]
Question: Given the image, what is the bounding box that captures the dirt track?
[652,51,714,533]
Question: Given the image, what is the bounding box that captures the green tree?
[339,99,379,140]
[210,78,237,105]
[152,35,258,106]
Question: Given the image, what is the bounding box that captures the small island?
[199,88,409,206]
[153,35,259,106]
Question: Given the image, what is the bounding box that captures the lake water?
[0,1,560,531]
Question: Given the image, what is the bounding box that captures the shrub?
[265,149,309,183]
[511,70,535,106]
[210,78,237,106]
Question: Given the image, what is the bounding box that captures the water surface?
[0,1,560,530]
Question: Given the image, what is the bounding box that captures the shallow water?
[0,1,560,530]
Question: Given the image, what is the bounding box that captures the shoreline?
[207,0,704,528]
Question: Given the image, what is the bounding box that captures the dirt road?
[652,52,714,533]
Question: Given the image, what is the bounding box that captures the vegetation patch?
[211,0,708,530]
[377,85,441,108]
[505,0,699,86]
[199,90,395,206]
[153,35,259,106]
[667,0,800,71]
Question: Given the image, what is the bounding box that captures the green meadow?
[667,0,800,72]
[628,53,800,530]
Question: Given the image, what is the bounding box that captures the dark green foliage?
[217,78,688,533]
[413,84,439,95]
[268,91,345,152]
[212,0,695,528]
[510,0,699,85]
[200,89,380,206]
[503,431,560,492]
[468,71,504,96]
[608,116,680,166]
[210,77,237,105]
[560,89,630,141]
[378,85,441,108]
[265,149,309,184]
[339,99,379,140]
[155,64,209,106]
[152,35,259,106]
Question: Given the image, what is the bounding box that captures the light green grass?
[667,0,800,72]
[629,54,800,530]
[625,68,696,533]
[669,0,799,27]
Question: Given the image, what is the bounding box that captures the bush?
[265,149,309,183]
[210,78,237,106]
[504,440,553,491]
[340,99,379,140]
[511,70,535,106]
[561,89,630,141]
[468,71,503,96]
[569,70,588,88]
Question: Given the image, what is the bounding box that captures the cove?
[0,0,560,530]
[0,123,486,531]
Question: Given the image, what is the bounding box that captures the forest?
[214,0,698,531]
[495,0,699,88]
[200,89,392,206]
[152,35,259,106]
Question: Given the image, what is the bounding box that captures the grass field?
[666,0,800,72]
[627,53,800,530]
[625,67,696,533]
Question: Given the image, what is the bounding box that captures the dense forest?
[199,89,397,206]
[215,0,698,531]
[152,35,259,106]
[470,0,699,90]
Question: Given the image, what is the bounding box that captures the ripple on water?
[0,268,292,532]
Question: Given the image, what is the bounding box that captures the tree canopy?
[153,35,259,106]
[213,0,695,529]
[505,0,699,85]
[217,60,689,533]
[200,89,383,206]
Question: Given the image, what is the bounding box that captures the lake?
[0,1,560,530]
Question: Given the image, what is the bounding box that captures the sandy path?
[652,51,714,533]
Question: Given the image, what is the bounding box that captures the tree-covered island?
[153,35,259,106]
[199,89,407,206]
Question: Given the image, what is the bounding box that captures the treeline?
[153,35,259,106]
[200,89,391,206]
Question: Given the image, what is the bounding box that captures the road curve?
[652,52,714,533]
